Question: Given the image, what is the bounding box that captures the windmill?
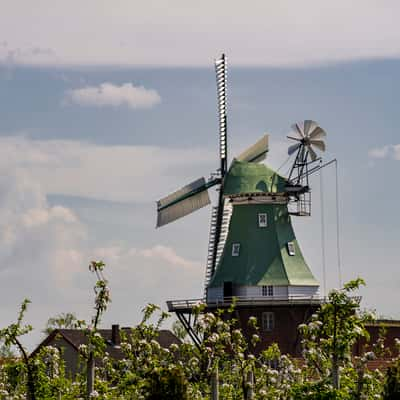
[156,55,331,352]
[157,54,269,282]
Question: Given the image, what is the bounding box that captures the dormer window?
[287,242,296,256]
[262,285,274,296]
[258,213,268,227]
[232,243,240,257]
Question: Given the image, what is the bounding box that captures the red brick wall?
[222,304,319,356]
[223,307,400,360]
[355,323,400,358]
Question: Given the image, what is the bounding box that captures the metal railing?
[167,294,325,312]
[167,294,362,312]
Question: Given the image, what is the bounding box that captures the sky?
[1,1,400,349]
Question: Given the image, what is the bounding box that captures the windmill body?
[157,55,327,353]
[206,160,319,304]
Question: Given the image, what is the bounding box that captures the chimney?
[111,324,120,346]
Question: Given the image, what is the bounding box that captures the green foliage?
[0,299,33,348]
[0,299,36,399]
[172,320,188,341]
[290,381,349,399]
[147,366,189,399]
[298,278,385,399]
[0,277,397,399]
[0,342,14,358]
[43,312,79,335]
[383,358,400,399]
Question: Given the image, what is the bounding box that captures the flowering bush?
[0,271,398,399]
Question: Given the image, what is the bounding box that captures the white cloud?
[368,144,400,160]
[368,145,391,159]
[0,167,203,349]
[0,136,214,203]
[93,244,201,272]
[2,1,400,67]
[139,245,202,270]
[392,144,400,160]
[91,244,203,316]
[21,206,77,228]
[0,135,208,348]
[65,83,161,109]
[0,170,86,279]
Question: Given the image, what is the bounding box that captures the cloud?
[368,144,400,160]
[0,160,203,348]
[0,171,85,270]
[0,135,209,348]
[0,136,213,203]
[93,244,201,272]
[368,145,391,159]
[0,42,56,70]
[393,145,400,160]
[64,83,161,109]
[139,245,202,270]
[3,1,400,67]
[0,167,88,325]
[91,244,203,314]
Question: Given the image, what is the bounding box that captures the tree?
[84,260,111,399]
[0,278,390,398]
[43,312,79,336]
[383,341,400,400]
[0,299,36,400]
[172,320,188,341]
[297,278,382,398]
[383,360,400,399]
[0,342,14,358]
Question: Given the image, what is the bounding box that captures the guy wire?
[320,161,327,297]
[335,160,343,288]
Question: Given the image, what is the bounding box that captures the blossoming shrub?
[0,272,398,399]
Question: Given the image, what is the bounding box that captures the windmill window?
[232,243,240,257]
[262,312,275,331]
[258,213,268,227]
[262,285,274,297]
[287,242,296,256]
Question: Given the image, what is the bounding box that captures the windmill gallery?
[156,55,400,359]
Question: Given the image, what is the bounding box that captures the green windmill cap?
[223,160,287,196]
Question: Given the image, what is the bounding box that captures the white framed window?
[258,213,268,227]
[232,243,240,257]
[287,241,296,256]
[262,312,275,331]
[262,285,274,297]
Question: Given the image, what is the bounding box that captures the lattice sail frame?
[215,54,228,175]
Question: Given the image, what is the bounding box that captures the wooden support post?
[332,304,340,390]
[246,370,254,400]
[211,364,219,400]
[86,354,95,399]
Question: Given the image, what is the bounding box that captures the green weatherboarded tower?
[156,55,327,353]
[206,160,319,303]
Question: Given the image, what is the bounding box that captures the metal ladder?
[203,201,232,299]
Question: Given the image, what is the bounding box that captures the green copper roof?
[208,203,319,288]
[223,160,287,196]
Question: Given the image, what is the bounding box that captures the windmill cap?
[223,160,287,196]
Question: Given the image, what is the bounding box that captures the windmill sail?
[215,54,228,175]
[236,134,269,163]
[157,177,217,228]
